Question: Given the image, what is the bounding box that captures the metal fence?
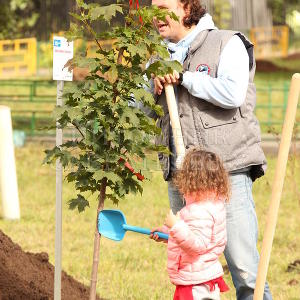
[255,82,300,134]
[0,80,55,136]
[0,80,299,137]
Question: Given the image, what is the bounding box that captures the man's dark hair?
[180,0,206,28]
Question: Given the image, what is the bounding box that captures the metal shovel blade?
[98,209,126,241]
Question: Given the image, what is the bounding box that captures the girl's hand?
[164,210,180,229]
[149,227,168,243]
[152,71,180,95]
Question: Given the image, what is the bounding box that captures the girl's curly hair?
[180,0,206,28]
[173,148,230,201]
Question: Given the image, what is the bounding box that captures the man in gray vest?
[150,0,273,299]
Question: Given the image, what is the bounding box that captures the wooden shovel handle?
[254,73,300,300]
[164,84,186,167]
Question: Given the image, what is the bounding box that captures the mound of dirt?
[0,230,100,300]
[256,52,300,73]
[282,52,300,61]
[256,60,291,73]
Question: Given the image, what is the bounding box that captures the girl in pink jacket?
[151,148,230,300]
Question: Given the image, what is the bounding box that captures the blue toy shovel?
[98,209,169,241]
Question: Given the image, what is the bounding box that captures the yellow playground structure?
[0,38,37,78]
[250,26,289,60]
[0,25,290,79]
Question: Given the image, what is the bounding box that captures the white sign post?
[53,36,73,300]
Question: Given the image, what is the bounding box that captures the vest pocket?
[239,102,248,118]
[199,108,239,129]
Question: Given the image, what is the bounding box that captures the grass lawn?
[0,143,300,299]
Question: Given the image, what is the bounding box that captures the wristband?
[178,72,184,85]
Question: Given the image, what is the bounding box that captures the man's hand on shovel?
[152,70,180,95]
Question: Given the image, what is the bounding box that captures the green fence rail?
[0,80,56,136]
[255,81,300,133]
[0,80,299,137]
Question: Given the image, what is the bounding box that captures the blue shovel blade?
[98,209,126,241]
[98,209,169,241]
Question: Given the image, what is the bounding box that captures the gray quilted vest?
[155,29,267,181]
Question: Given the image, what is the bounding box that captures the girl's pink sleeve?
[169,213,214,255]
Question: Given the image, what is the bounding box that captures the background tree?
[0,0,151,40]
[267,0,299,25]
[0,0,39,39]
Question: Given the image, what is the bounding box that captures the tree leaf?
[93,170,121,184]
[68,194,90,212]
[89,4,122,23]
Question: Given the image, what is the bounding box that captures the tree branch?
[72,121,85,139]
[80,8,103,51]
[117,47,125,65]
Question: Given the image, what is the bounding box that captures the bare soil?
[256,52,300,73]
[0,230,100,300]
[256,60,291,72]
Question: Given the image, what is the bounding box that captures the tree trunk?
[89,178,107,300]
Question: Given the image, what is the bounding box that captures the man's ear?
[183,4,191,24]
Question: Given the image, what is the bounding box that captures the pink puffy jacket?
[166,195,227,286]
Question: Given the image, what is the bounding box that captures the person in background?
[148,0,272,299]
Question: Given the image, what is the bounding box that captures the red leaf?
[135,172,145,181]
[119,157,145,181]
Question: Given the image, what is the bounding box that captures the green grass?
[255,71,296,84]
[0,144,300,299]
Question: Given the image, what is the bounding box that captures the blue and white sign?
[53,36,73,81]
[53,39,61,47]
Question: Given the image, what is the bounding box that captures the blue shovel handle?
[123,224,169,240]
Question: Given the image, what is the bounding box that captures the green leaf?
[146,60,183,78]
[69,12,86,22]
[106,64,118,83]
[89,4,122,23]
[119,107,140,127]
[65,22,84,41]
[131,88,155,106]
[67,107,82,122]
[106,194,120,204]
[126,43,147,58]
[76,0,88,10]
[43,146,61,165]
[68,194,90,212]
[93,170,121,184]
[52,106,66,119]
[93,120,100,134]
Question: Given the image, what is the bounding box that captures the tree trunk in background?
[39,0,47,40]
[35,0,74,40]
[281,2,287,25]
[51,0,55,34]
[201,0,273,32]
[250,0,273,28]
